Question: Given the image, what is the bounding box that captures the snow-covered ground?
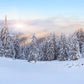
[0,57,84,84]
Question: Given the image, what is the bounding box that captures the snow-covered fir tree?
[81,42,84,58]
[68,33,80,60]
[38,42,44,61]
[46,33,55,61]
[14,33,21,59]
[24,45,29,59]
[0,31,4,57]
[76,28,84,52]
[57,33,68,61]
[1,16,15,58]
[39,38,48,61]
[6,36,16,58]
[52,32,58,60]
[1,16,10,49]
[39,33,58,61]
[28,33,39,62]
[20,45,26,59]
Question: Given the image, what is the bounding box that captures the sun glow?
[15,23,25,28]
[11,22,29,32]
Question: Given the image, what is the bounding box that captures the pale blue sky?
[0,0,84,20]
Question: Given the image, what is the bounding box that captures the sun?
[15,23,25,28]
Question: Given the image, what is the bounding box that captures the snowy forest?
[1,17,84,62]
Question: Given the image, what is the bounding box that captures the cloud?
[1,16,84,34]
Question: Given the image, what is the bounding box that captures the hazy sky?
[0,0,84,33]
[0,0,84,20]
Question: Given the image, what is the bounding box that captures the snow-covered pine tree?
[20,45,26,59]
[39,38,48,61]
[37,42,44,61]
[14,34,21,59]
[0,31,4,57]
[1,16,10,49]
[52,32,58,60]
[28,33,39,62]
[6,36,16,58]
[1,16,15,58]
[68,33,80,60]
[23,45,29,59]
[55,36,60,59]
[81,42,84,58]
[76,28,84,52]
[57,33,68,61]
[46,33,55,61]
[39,33,58,61]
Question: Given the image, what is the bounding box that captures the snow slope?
[0,57,84,84]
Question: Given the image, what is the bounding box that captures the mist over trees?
[0,16,84,62]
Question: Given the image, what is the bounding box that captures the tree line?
[0,17,84,62]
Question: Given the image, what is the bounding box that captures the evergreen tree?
[40,33,58,61]
[46,33,55,61]
[81,42,84,58]
[52,32,58,60]
[68,33,80,60]
[40,38,48,61]
[24,45,29,59]
[1,16,10,49]
[38,42,44,61]
[28,34,39,62]
[0,31,4,57]
[1,16,15,58]
[76,28,84,52]
[14,34,21,59]
[57,33,68,61]
[6,36,15,58]
[20,45,26,59]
